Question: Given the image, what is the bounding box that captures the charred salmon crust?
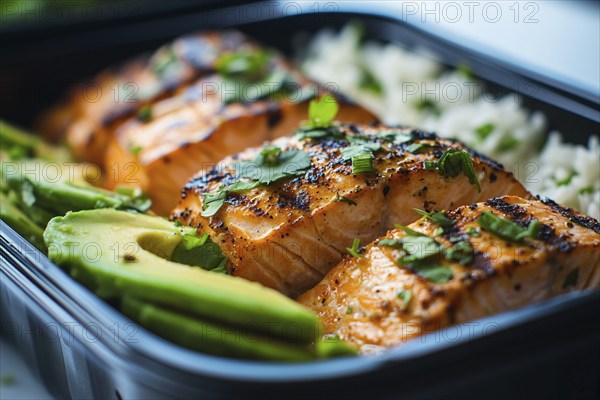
[297,195,600,353]
[173,123,529,296]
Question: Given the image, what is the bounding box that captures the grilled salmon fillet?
[172,124,529,296]
[298,196,600,353]
[40,30,374,214]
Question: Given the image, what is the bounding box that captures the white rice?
[302,24,600,220]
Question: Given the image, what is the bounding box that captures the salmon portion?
[297,196,600,353]
[41,30,374,214]
[173,124,529,296]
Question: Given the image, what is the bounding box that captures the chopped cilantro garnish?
[215,49,269,81]
[376,130,412,144]
[413,208,454,227]
[443,240,474,265]
[410,263,453,283]
[130,145,143,155]
[466,227,481,237]
[308,94,339,128]
[347,238,362,257]
[398,236,443,264]
[562,268,579,289]
[477,211,540,242]
[377,238,403,248]
[350,153,374,174]
[394,224,427,237]
[405,142,430,154]
[137,105,152,122]
[397,289,412,307]
[434,227,444,236]
[579,186,595,195]
[555,171,578,187]
[201,190,227,217]
[342,142,380,174]
[335,192,357,206]
[201,180,259,217]
[234,148,311,184]
[171,233,229,273]
[425,148,481,192]
[359,66,383,95]
[415,98,440,116]
[498,134,520,153]
[259,146,282,165]
[345,305,353,314]
[475,123,494,140]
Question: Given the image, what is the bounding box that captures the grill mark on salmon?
[297,196,600,353]
[173,124,530,296]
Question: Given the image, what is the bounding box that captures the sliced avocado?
[2,161,150,215]
[121,296,315,361]
[44,209,320,343]
[0,192,46,251]
[0,120,72,162]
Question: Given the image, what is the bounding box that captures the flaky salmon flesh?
[40,30,374,214]
[172,124,530,296]
[297,196,600,353]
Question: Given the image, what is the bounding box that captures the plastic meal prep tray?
[1,3,599,399]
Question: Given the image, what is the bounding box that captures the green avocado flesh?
[43,209,321,346]
[121,296,316,362]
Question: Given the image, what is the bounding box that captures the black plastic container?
[1,3,599,399]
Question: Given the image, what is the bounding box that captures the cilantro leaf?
[425,148,481,192]
[405,143,431,154]
[477,211,540,242]
[413,208,454,227]
[397,289,412,307]
[201,190,227,217]
[443,240,474,265]
[347,238,362,257]
[376,130,412,144]
[215,49,269,81]
[475,123,494,140]
[410,263,453,283]
[308,94,339,128]
[171,233,229,273]
[398,236,443,264]
[341,142,381,161]
[234,148,311,184]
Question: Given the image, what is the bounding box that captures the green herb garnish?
[201,180,259,217]
[215,49,269,81]
[130,145,143,155]
[308,94,339,128]
[234,148,311,184]
[335,192,357,206]
[466,227,481,237]
[342,142,380,174]
[171,233,229,273]
[398,236,443,264]
[425,148,481,192]
[397,289,412,307]
[415,98,440,116]
[477,211,540,242]
[413,208,454,227]
[410,263,453,283]
[562,268,579,289]
[443,240,474,265]
[347,238,362,257]
[359,66,383,95]
[377,238,403,248]
[394,224,427,237]
[137,105,153,122]
[556,171,578,187]
[498,134,520,153]
[201,190,227,217]
[345,305,353,314]
[376,130,412,144]
[405,142,430,154]
[475,123,494,140]
[579,186,595,195]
